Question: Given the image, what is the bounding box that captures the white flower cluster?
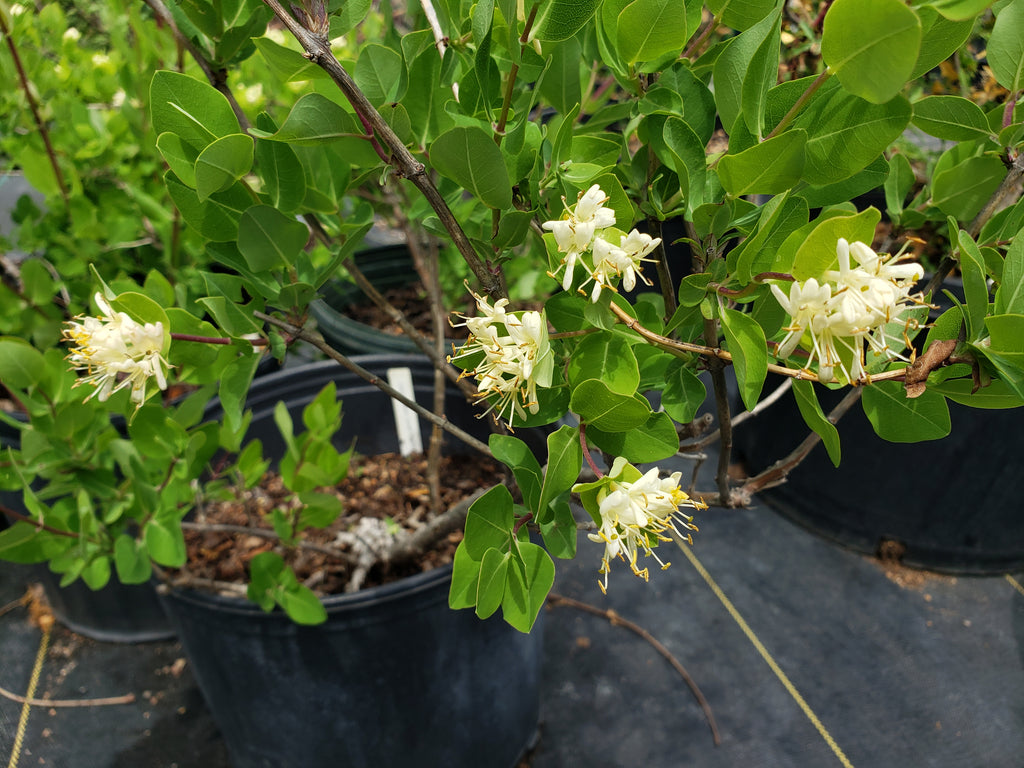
[588,458,704,594]
[63,293,172,408]
[542,184,662,302]
[771,238,925,382]
[449,291,553,427]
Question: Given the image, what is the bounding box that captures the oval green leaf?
[195,134,254,201]
[429,126,512,210]
[822,0,921,104]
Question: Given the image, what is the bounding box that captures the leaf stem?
[764,66,831,142]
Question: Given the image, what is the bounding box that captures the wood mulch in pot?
[182,451,504,596]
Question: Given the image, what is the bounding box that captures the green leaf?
[925,0,994,21]
[195,134,254,201]
[279,584,327,625]
[720,308,767,412]
[475,548,510,620]
[931,377,1024,409]
[661,117,707,215]
[533,0,603,42]
[114,535,152,584]
[956,227,991,340]
[354,44,407,105]
[566,332,639,395]
[996,234,1024,315]
[253,37,329,81]
[165,171,249,241]
[616,0,686,64]
[429,126,512,210]
[586,410,679,462]
[538,425,583,518]
[793,85,911,186]
[0,337,46,391]
[717,130,806,196]
[449,541,482,609]
[331,0,372,36]
[911,95,993,141]
[403,47,455,148]
[144,519,186,567]
[0,524,41,557]
[571,380,653,431]
[489,434,543,511]
[712,8,782,135]
[257,93,366,147]
[237,205,309,272]
[661,361,707,424]
[731,193,809,283]
[501,542,554,633]
[539,500,577,559]
[792,208,880,280]
[884,152,916,215]
[150,70,240,151]
[791,380,841,466]
[911,8,974,78]
[706,0,780,30]
[932,155,1006,222]
[217,352,261,435]
[254,116,307,213]
[464,484,514,560]
[822,0,921,104]
[862,380,951,442]
[988,0,1024,92]
[156,133,200,188]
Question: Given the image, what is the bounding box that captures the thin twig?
[260,0,507,301]
[254,311,494,457]
[180,520,358,566]
[302,214,474,397]
[608,302,820,382]
[546,591,721,747]
[737,387,863,500]
[0,685,136,708]
[683,379,793,452]
[0,10,68,205]
[386,486,489,563]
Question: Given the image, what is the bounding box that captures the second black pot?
[161,355,544,768]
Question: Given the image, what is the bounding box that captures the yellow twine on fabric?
[678,542,855,768]
[1006,574,1024,599]
[6,620,51,768]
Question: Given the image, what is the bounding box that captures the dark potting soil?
[180,452,502,596]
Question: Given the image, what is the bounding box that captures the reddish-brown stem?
[171,333,268,346]
[0,504,79,539]
[0,11,69,205]
[579,422,603,479]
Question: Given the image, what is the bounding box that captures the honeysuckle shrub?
[2,0,1024,632]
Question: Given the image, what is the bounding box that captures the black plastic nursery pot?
[158,355,544,768]
[0,416,174,642]
[733,385,1024,575]
[309,243,460,356]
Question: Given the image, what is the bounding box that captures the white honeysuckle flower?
[574,184,617,229]
[449,290,553,427]
[543,184,617,291]
[586,459,704,594]
[769,277,832,359]
[63,293,172,408]
[772,239,925,382]
[62,27,81,42]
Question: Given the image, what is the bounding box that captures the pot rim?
[159,561,454,618]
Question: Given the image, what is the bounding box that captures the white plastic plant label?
[386,367,423,456]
